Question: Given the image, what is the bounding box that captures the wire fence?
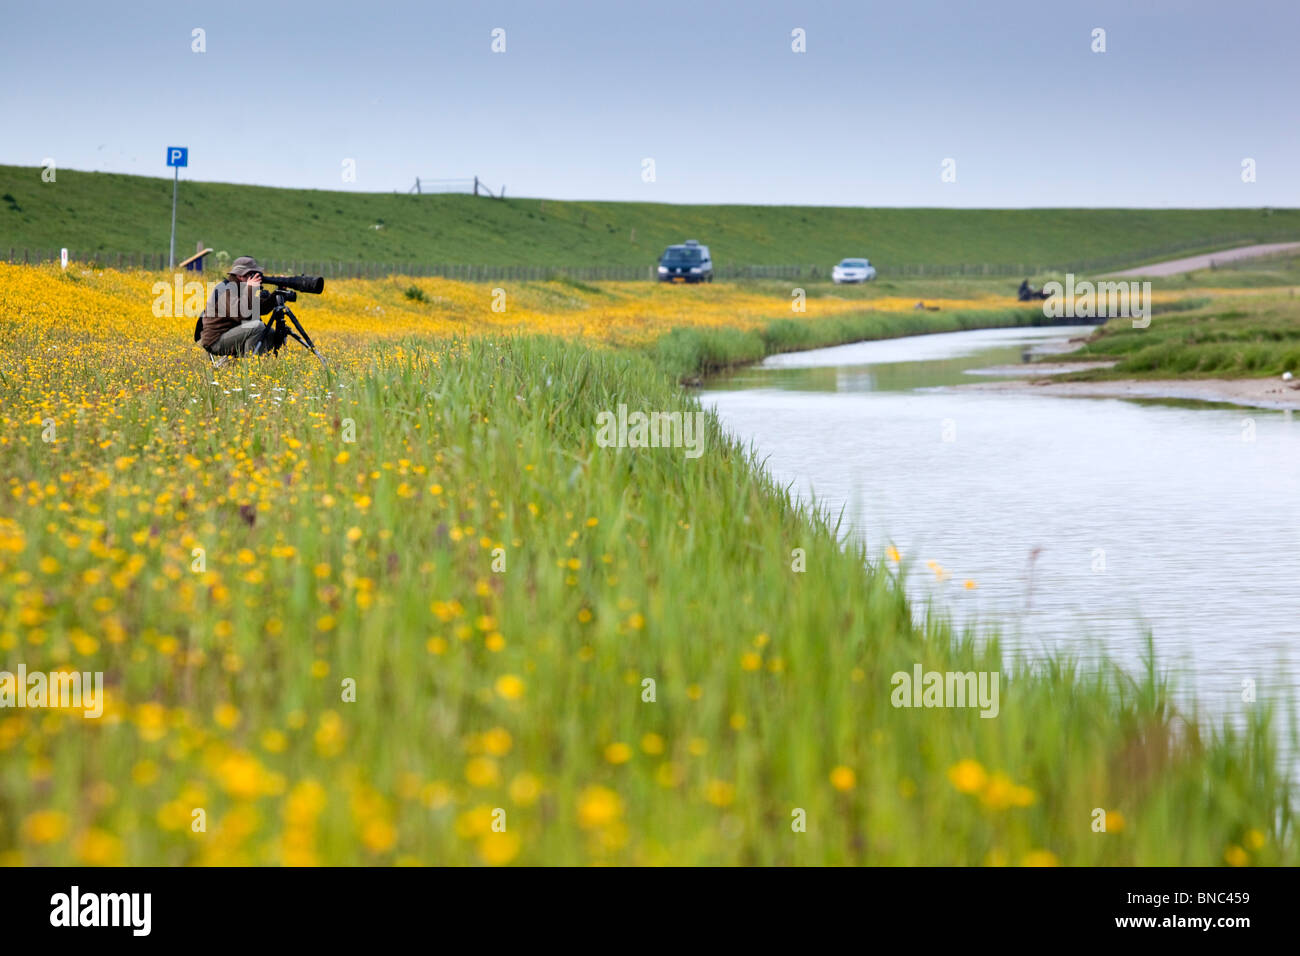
[408,176,505,198]
[7,233,1297,282]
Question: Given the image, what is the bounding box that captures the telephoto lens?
[263,274,325,294]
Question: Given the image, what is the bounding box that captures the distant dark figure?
[1018,279,1051,301]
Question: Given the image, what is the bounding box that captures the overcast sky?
[2,0,1297,207]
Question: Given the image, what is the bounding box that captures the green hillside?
[2,164,1298,271]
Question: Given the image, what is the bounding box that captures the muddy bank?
[960,375,1300,410]
[963,360,1117,376]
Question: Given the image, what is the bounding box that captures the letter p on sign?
[167,147,188,167]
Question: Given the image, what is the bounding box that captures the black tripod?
[258,288,328,370]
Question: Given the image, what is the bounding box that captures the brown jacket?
[198,280,273,350]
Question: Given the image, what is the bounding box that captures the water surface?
[704,326,1300,714]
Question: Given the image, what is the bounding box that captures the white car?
[831,257,877,283]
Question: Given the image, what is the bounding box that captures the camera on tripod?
[256,274,329,368]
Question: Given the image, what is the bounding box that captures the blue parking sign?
[167,147,188,168]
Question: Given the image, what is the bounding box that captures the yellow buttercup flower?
[980,772,1016,810]
[947,759,987,794]
[21,810,69,844]
[704,779,735,807]
[577,786,623,829]
[465,757,500,788]
[509,773,541,806]
[482,727,512,756]
[361,817,397,854]
[314,711,346,757]
[495,674,525,700]
[75,828,124,866]
[455,805,495,839]
[478,831,521,865]
[217,751,266,799]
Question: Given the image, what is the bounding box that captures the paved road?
[1107,241,1300,277]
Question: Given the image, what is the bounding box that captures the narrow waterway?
[704,325,1300,716]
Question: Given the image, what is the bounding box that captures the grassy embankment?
[0,262,1294,865]
[1044,255,1300,381]
[3,163,1298,271]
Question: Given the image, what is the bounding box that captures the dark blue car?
[657,240,713,283]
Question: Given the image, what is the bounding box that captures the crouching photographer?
[196,256,279,356]
[195,257,330,369]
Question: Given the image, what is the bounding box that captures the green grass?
[645,289,1234,384]
[3,164,1298,271]
[1,327,1294,864]
[1065,290,1300,380]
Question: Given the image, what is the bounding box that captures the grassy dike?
[0,264,1294,864]
[3,164,1298,269]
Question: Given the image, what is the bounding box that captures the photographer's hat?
[229,256,263,277]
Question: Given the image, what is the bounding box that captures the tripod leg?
[251,308,287,356]
[281,306,329,370]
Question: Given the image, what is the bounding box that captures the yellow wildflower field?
[0,262,1288,866]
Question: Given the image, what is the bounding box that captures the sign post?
[166,147,188,269]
